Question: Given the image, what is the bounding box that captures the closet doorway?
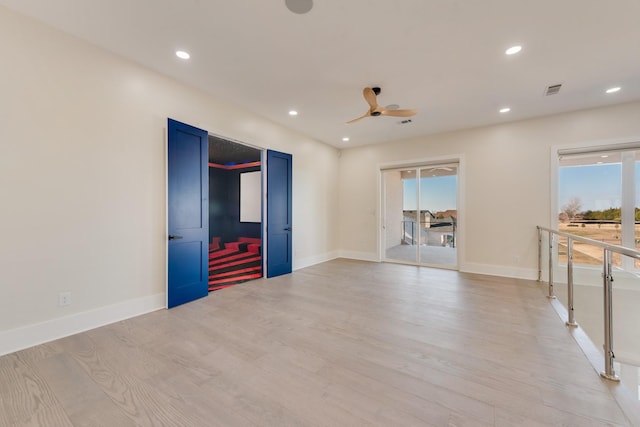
[382,163,458,269]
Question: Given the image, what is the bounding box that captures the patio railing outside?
[402,220,456,247]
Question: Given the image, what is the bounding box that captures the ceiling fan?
[346,87,417,124]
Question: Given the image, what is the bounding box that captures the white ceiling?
[3,0,640,148]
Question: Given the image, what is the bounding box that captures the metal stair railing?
[537,225,640,381]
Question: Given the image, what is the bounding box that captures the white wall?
[338,101,640,278]
[0,7,339,354]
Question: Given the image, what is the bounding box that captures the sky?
[558,161,640,212]
[403,175,457,211]
[559,164,622,212]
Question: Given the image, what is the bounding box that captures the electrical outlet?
[59,292,72,307]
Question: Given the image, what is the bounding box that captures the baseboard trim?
[615,351,640,367]
[294,251,339,271]
[336,256,538,280]
[0,293,165,357]
[460,262,538,281]
[337,251,380,263]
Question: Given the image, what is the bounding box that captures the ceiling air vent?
[545,84,562,96]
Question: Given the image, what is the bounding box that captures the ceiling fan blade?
[363,87,378,110]
[380,109,417,117]
[346,112,370,124]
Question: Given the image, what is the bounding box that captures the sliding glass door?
[383,164,458,268]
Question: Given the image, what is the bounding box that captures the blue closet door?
[266,150,292,277]
[167,118,209,307]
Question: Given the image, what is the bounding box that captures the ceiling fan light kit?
[347,87,417,124]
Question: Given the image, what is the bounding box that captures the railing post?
[566,238,578,327]
[412,222,415,245]
[600,249,620,381]
[537,227,542,282]
[547,231,556,299]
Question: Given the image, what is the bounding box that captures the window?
[557,148,640,269]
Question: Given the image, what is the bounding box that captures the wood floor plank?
[29,352,136,427]
[318,363,451,426]
[0,354,68,426]
[204,344,373,426]
[12,405,74,427]
[0,395,10,427]
[59,334,213,426]
[144,371,258,427]
[196,350,314,426]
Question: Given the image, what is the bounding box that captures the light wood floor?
[0,259,637,426]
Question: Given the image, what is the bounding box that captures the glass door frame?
[378,156,463,270]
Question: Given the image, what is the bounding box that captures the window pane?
[558,152,622,266]
[384,169,419,264]
[418,167,457,266]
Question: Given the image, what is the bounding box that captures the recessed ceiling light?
[499,107,511,113]
[601,155,609,158]
[289,110,298,116]
[176,50,190,60]
[342,137,350,142]
[505,45,522,55]
[606,86,621,94]
[597,161,604,164]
